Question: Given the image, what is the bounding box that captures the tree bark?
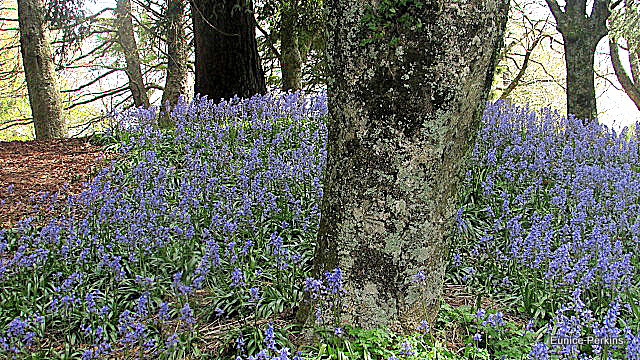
[610,38,640,111]
[564,34,599,121]
[631,49,639,85]
[280,0,302,91]
[17,0,66,139]
[301,0,509,333]
[116,0,150,108]
[544,0,611,123]
[191,0,266,101]
[159,0,188,127]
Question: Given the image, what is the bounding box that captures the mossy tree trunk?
[116,0,150,108]
[191,0,266,101]
[300,0,509,333]
[280,0,302,91]
[18,0,66,139]
[159,0,188,128]
[544,0,611,123]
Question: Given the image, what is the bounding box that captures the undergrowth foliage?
[2,94,640,359]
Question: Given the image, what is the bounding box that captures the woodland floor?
[0,137,515,356]
[0,137,112,229]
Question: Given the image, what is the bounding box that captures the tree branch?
[544,0,565,24]
[65,86,129,110]
[500,38,541,100]
[610,38,640,110]
[255,20,281,59]
[61,69,119,93]
[0,118,33,132]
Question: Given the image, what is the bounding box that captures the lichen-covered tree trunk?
[564,35,599,121]
[280,1,302,91]
[191,0,266,101]
[159,0,188,128]
[302,0,509,333]
[116,0,150,108]
[17,0,66,139]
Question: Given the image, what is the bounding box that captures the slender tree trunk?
[17,0,66,139]
[191,0,266,101]
[564,35,599,121]
[159,0,188,128]
[280,1,302,91]
[300,0,509,333]
[610,38,640,111]
[116,0,150,108]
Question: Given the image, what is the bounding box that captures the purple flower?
[231,268,246,287]
[249,287,261,302]
[398,341,415,356]
[180,303,195,327]
[413,272,426,282]
[418,320,430,334]
[325,268,344,295]
[265,322,276,350]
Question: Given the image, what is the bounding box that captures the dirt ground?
[0,137,111,229]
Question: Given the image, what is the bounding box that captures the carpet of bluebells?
[452,102,640,359]
[1,92,640,359]
[0,92,330,358]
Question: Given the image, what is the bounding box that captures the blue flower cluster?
[4,91,638,358]
[455,102,640,359]
[0,91,327,357]
[304,268,345,328]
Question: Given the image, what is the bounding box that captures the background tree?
[159,0,188,110]
[279,0,324,91]
[191,0,265,100]
[18,0,66,139]
[279,0,302,90]
[301,0,509,332]
[116,0,150,107]
[609,0,640,110]
[544,0,615,122]
[254,0,325,92]
[610,38,640,110]
[1,0,193,138]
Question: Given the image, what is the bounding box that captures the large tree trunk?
[17,0,66,139]
[191,0,266,101]
[280,1,302,91]
[159,0,188,128]
[301,0,509,333]
[116,0,150,108]
[564,35,599,121]
[544,0,611,123]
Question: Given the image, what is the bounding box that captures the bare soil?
[0,137,112,228]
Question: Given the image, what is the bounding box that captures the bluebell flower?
[398,341,415,356]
